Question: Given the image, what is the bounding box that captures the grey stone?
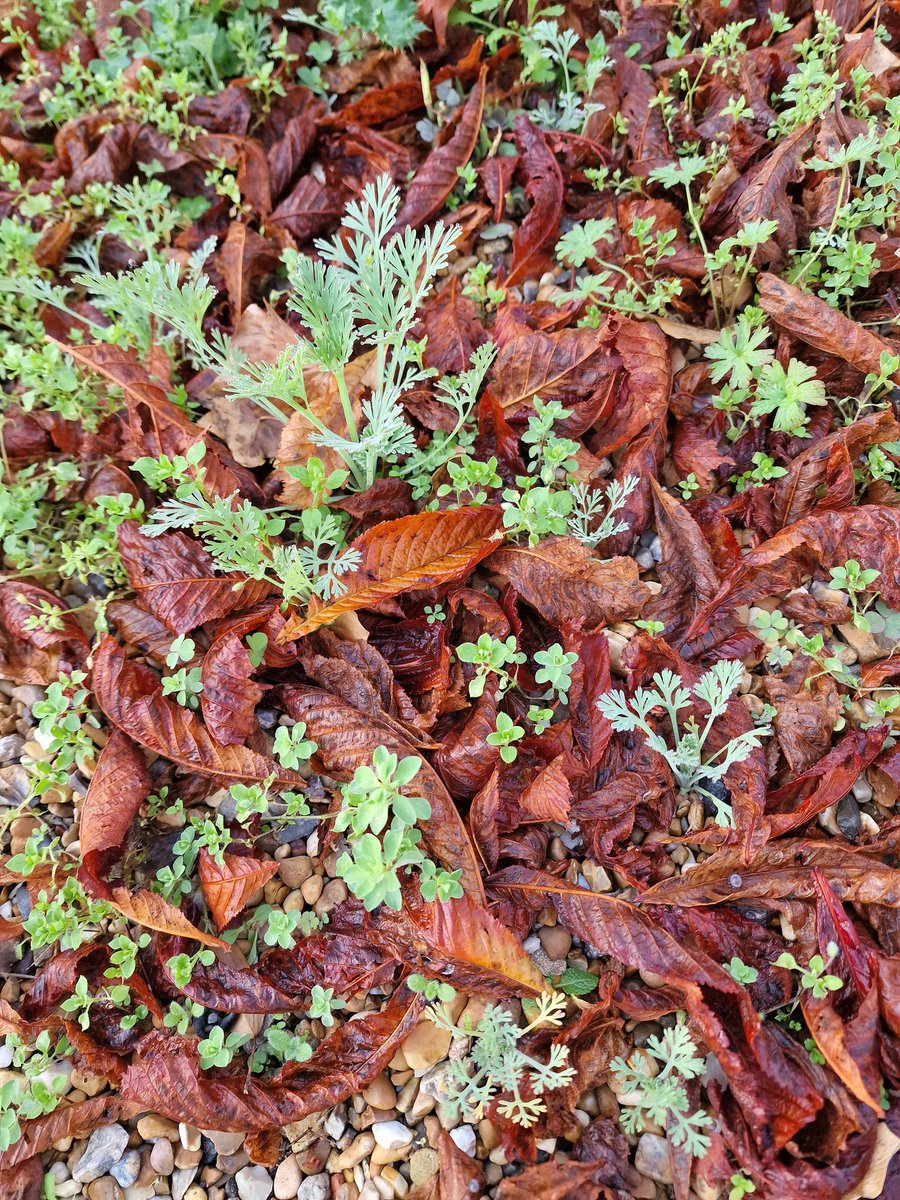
[297,1176,330,1200]
[172,1165,198,1200]
[110,1150,142,1188]
[72,1124,130,1183]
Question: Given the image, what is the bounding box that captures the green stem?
[333,367,358,442]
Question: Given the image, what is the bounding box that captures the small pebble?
[449,1125,476,1157]
[296,1175,329,1200]
[72,1124,130,1184]
[110,1150,141,1188]
[635,1132,673,1184]
[235,1164,273,1200]
[372,1120,414,1152]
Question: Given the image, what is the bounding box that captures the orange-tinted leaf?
[519,755,572,823]
[337,890,546,996]
[92,636,306,788]
[485,538,648,627]
[109,886,225,948]
[280,507,503,640]
[198,849,278,932]
[280,685,484,901]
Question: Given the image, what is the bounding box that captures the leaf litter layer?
[1,1,900,1199]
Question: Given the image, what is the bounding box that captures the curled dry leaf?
[773,409,900,528]
[92,636,306,788]
[732,125,815,269]
[79,728,150,880]
[53,340,250,501]
[485,537,649,627]
[79,731,225,946]
[637,838,900,908]
[0,580,89,685]
[491,326,614,417]
[685,506,900,638]
[518,755,572,824]
[393,68,486,231]
[505,116,564,287]
[118,522,273,635]
[115,992,421,1130]
[280,685,484,901]
[200,305,297,469]
[757,273,900,382]
[200,630,263,746]
[280,507,504,640]
[331,890,546,996]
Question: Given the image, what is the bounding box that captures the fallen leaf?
[92,636,306,788]
[485,538,648,627]
[280,507,504,639]
[198,849,278,931]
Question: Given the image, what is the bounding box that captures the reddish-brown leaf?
[280,507,503,640]
[732,126,816,269]
[115,993,421,1129]
[0,1096,136,1170]
[773,410,900,528]
[198,849,278,932]
[410,1127,488,1199]
[519,756,572,823]
[393,69,486,230]
[0,1154,42,1200]
[80,729,149,880]
[53,340,248,500]
[279,685,484,901]
[685,506,900,638]
[422,276,488,375]
[638,838,900,908]
[495,868,824,1152]
[92,636,306,788]
[495,1160,605,1200]
[491,326,614,417]
[646,479,720,643]
[218,221,281,321]
[333,890,545,996]
[0,581,89,684]
[485,538,648,627]
[118,522,273,635]
[200,630,263,746]
[505,116,563,286]
[758,273,900,382]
